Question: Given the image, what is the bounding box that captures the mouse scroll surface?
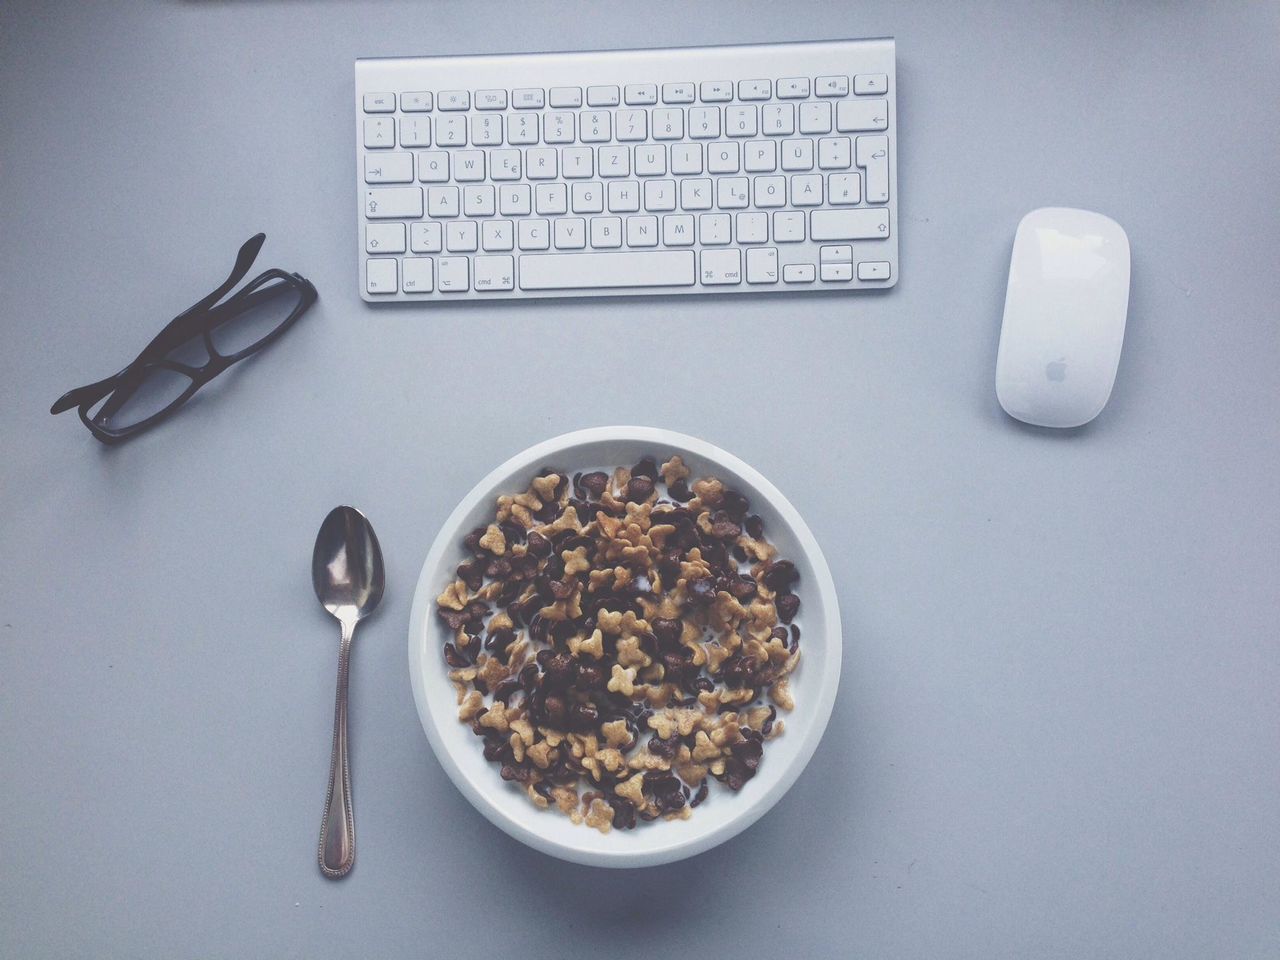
[996,208,1131,428]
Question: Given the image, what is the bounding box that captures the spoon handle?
[318,619,356,878]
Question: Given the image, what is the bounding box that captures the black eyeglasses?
[51,233,317,444]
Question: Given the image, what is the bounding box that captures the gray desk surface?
[2,2,1278,957]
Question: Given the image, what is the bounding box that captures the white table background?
[2,2,1278,957]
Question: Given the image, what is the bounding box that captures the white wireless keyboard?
[355,38,897,301]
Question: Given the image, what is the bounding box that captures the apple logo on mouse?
[1045,357,1067,382]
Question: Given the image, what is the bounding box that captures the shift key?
[364,187,422,219]
[810,208,889,241]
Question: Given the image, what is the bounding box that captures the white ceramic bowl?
[407,426,841,868]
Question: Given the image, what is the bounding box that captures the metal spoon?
[312,505,385,879]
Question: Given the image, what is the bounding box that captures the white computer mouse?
[996,207,1131,428]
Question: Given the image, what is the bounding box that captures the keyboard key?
[626,215,658,247]
[679,178,712,210]
[616,109,648,141]
[662,215,695,247]
[536,182,568,214]
[439,90,470,110]
[635,145,666,176]
[853,73,888,95]
[462,185,495,217]
[417,150,449,182]
[399,117,431,147]
[818,136,852,169]
[781,138,814,171]
[554,218,586,249]
[499,184,532,215]
[810,207,890,240]
[762,104,795,136]
[518,219,550,249]
[725,105,757,137]
[453,150,485,181]
[474,255,515,290]
[828,172,861,204]
[471,114,502,145]
[364,152,413,183]
[816,75,849,96]
[365,222,405,254]
[544,112,575,144]
[651,109,683,140]
[857,260,892,280]
[698,213,730,245]
[526,147,558,179]
[513,88,545,109]
[476,89,508,110]
[365,187,422,218]
[607,180,639,212]
[436,115,466,146]
[689,107,721,139]
[363,117,394,148]
[410,221,442,253]
[738,79,771,100]
[700,248,741,284]
[401,91,433,112]
[661,82,695,104]
[643,179,676,211]
[736,211,768,243]
[821,244,853,262]
[783,263,816,282]
[744,140,777,172]
[437,256,469,291]
[799,102,831,134]
[791,174,823,206]
[836,99,888,132]
[856,135,890,203]
[363,92,395,113]
[586,85,620,106]
[671,143,702,175]
[717,177,749,209]
[777,77,810,99]
[491,149,522,180]
[507,114,539,145]
[426,186,459,217]
[598,145,630,177]
[821,262,853,281]
[481,221,512,252]
[581,111,611,143]
[365,258,397,293]
[446,221,478,252]
[624,83,658,105]
[520,250,695,289]
[591,216,623,248]
[549,86,582,108]
[563,146,593,178]
[773,211,805,242]
[700,81,733,102]
[746,247,779,283]
[402,257,434,293]
[571,181,603,213]
[754,175,786,207]
[707,142,740,174]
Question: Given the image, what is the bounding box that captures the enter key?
[855,135,890,203]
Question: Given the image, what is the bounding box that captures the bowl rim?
[407,426,841,867]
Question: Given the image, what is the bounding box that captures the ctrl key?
[365,257,397,294]
[402,257,434,293]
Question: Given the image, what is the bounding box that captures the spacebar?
[519,251,696,290]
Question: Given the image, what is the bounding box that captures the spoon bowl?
[313,506,385,623]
